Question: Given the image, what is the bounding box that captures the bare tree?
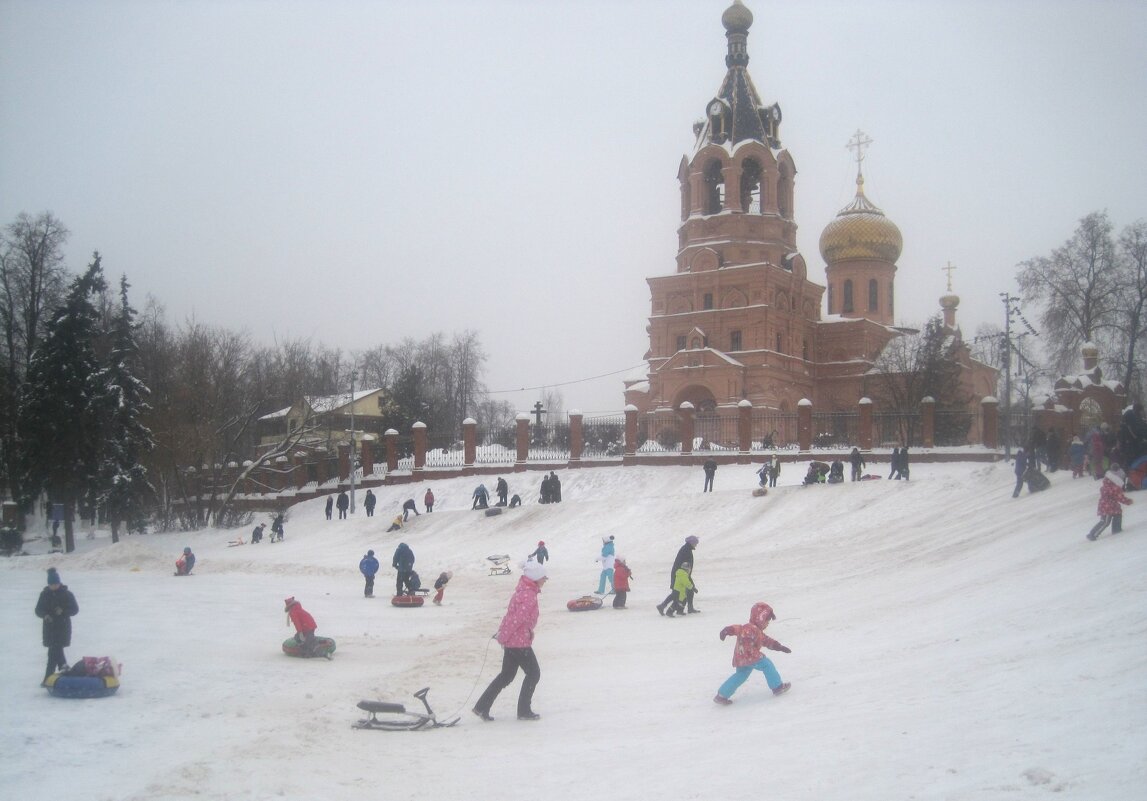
[1110,220,1147,398]
[1017,211,1121,374]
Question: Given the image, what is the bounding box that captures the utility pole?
[348,371,358,514]
[1000,292,1019,458]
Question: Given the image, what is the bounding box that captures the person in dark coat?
[657,536,699,615]
[402,498,419,521]
[549,471,562,502]
[392,542,416,596]
[359,550,379,597]
[336,491,349,519]
[849,447,866,481]
[888,447,901,479]
[271,513,285,542]
[495,477,509,506]
[36,568,78,684]
[1012,448,1028,498]
[251,522,266,544]
[472,484,489,510]
[896,447,910,480]
[363,489,376,517]
[175,546,196,575]
[539,474,552,504]
[1045,429,1062,473]
[702,458,717,492]
[325,495,334,520]
[424,488,435,513]
[1027,427,1046,472]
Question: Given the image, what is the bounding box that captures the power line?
[487,364,646,394]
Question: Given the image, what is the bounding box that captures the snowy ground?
[3,459,1144,801]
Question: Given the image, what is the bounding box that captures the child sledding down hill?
[713,602,791,705]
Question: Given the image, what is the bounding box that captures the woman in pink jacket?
[473,558,547,721]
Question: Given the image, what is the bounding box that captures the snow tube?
[752,488,768,497]
[391,594,425,607]
[45,673,120,698]
[483,507,503,517]
[567,595,603,612]
[281,636,336,658]
[1128,455,1147,489]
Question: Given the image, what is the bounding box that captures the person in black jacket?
[35,568,78,685]
[363,489,376,517]
[495,477,509,506]
[336,491,350,519]
[849,447,866,481]
[392,542,416,596]
[657,536,699,615]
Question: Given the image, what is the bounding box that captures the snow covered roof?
[258,388,383,421]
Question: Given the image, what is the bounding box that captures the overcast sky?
[2,0,1145,414]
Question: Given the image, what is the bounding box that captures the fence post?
[798,399,812,451]
[921,396,935,448]
[981,397,999,450]
[679,402,695,458]
[463,418,477,472]
[412,421,426,481]
[385,429,399,472]
[737,400,752,463]
[624,405,638,464]
[360,436,375,479]
[515,413,530,471]
[293,452,307,490]
[338,443,350,482]
[858,397,873,450]
[569,410,584,464]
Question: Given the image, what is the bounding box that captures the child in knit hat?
[35,568,79,685]
[713,602,792,705]
[1087,464,1133,540]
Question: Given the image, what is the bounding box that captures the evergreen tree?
[93,275,155,541]
[17,255,106,552]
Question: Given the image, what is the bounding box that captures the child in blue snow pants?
[718,655,784,698]
[596,567,614,595]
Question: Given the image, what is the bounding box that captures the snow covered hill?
[3,461,1144,801]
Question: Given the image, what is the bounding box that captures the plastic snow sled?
[483,507,503,517]
[567,595,603,612]
[45,656,121,698]
[1026,470,1051,493]
[391,594,424,607]
[752,488,768,497]
[282,636,336,658]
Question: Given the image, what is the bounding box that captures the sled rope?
[441,634,498,721]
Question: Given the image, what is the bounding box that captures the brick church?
[623,0,996,435]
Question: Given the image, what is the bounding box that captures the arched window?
[740,159,762,213]
[704,161,725,214]
[826,285,834,314]
[775,332,783,353]
[802,338,809,360]
[777,163,793,219]
[843,280,854,313]
[868,279,878,312]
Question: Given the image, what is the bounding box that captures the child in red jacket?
[612,558,632,609]
[284,596,318,656]
[1087,465,1132,540]
[713,601,791,705]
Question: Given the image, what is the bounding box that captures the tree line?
[1,211,513,546]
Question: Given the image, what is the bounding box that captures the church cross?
[942,261,957,292]
[531,401,546,425]
[846,129,873,170]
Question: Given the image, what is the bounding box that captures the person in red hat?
[529,540,548,565]
[284,597,318,656]
[713,602,791,705]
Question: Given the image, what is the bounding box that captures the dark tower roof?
[695,1,781,152]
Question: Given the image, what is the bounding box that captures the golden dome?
[819,175,903,265]
[721,1,753,32]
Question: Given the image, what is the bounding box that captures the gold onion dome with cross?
[819,171,903,265]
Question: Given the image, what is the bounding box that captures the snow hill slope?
[2,461,1144,801]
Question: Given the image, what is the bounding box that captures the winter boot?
[517,712,541,721]
[472,707,494,722]
[713,694,733,705]
[772,682,791,696]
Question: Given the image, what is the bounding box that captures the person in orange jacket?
[713,601,791,705]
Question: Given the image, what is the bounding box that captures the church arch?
[704,160,725,215]
[739,158,763,214]
[868,279,879,312]
[843,280,854,313]
[674,384,718,412]
[722,288,748,308]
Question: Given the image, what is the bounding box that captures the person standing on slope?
[359,550,379,597]
[657,535,699,615]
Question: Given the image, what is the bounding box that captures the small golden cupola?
[819,130,902,325]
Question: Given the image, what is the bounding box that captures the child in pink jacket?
[1087,465,1132,540]
[713,601,792,705]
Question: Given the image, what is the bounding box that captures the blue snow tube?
[44,673,120,698]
